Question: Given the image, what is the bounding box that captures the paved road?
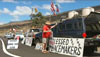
[0,40,11,57]
[0,37,100,57]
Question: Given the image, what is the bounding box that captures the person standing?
[42,21,57,53]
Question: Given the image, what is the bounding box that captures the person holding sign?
[42,21,57,53]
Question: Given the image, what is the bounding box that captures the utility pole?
[30,7,34,20]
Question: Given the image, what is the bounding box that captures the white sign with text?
[7,40,19,49]
[49,37,85,57]
[25,37,33,46]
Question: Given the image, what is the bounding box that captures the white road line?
[0,38,21,57]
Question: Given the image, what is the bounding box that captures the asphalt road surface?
[0,37,100,57]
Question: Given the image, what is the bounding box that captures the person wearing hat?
[42,21,57,53]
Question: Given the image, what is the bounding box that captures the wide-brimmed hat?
[45,21,51,25]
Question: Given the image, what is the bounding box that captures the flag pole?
[49,0,53,21]
[50,1,55,22]
[50,0,55,21]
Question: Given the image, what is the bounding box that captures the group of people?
[42,21,57,53]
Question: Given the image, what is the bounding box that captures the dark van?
[34,12,100,54]
[53,17,100,38]
[52,12,100,54]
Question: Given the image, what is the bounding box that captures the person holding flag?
[42,21,57,53]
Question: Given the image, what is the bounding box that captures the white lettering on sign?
[7,40,19,49]
[49,37,85,57]
[25,37,33,46]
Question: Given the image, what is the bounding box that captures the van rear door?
[85,12,100,38]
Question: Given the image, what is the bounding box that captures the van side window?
[66,23,73,30]
[74,22,82,30]
[60,24,65,30]
[74,23,78,30]
[79,22,82,30]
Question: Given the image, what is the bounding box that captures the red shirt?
[42,25,51,38]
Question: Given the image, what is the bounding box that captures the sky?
[0,0,100,25]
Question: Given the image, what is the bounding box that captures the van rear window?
[86,24,100,31]
[95,24,100,30]
[74,22,82,30]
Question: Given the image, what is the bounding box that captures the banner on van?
[49,37,85,57]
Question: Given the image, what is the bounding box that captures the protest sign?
[35,43,42,50]
[25,37,33,46]
[49,37,85,57]
[7,40,19,49]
